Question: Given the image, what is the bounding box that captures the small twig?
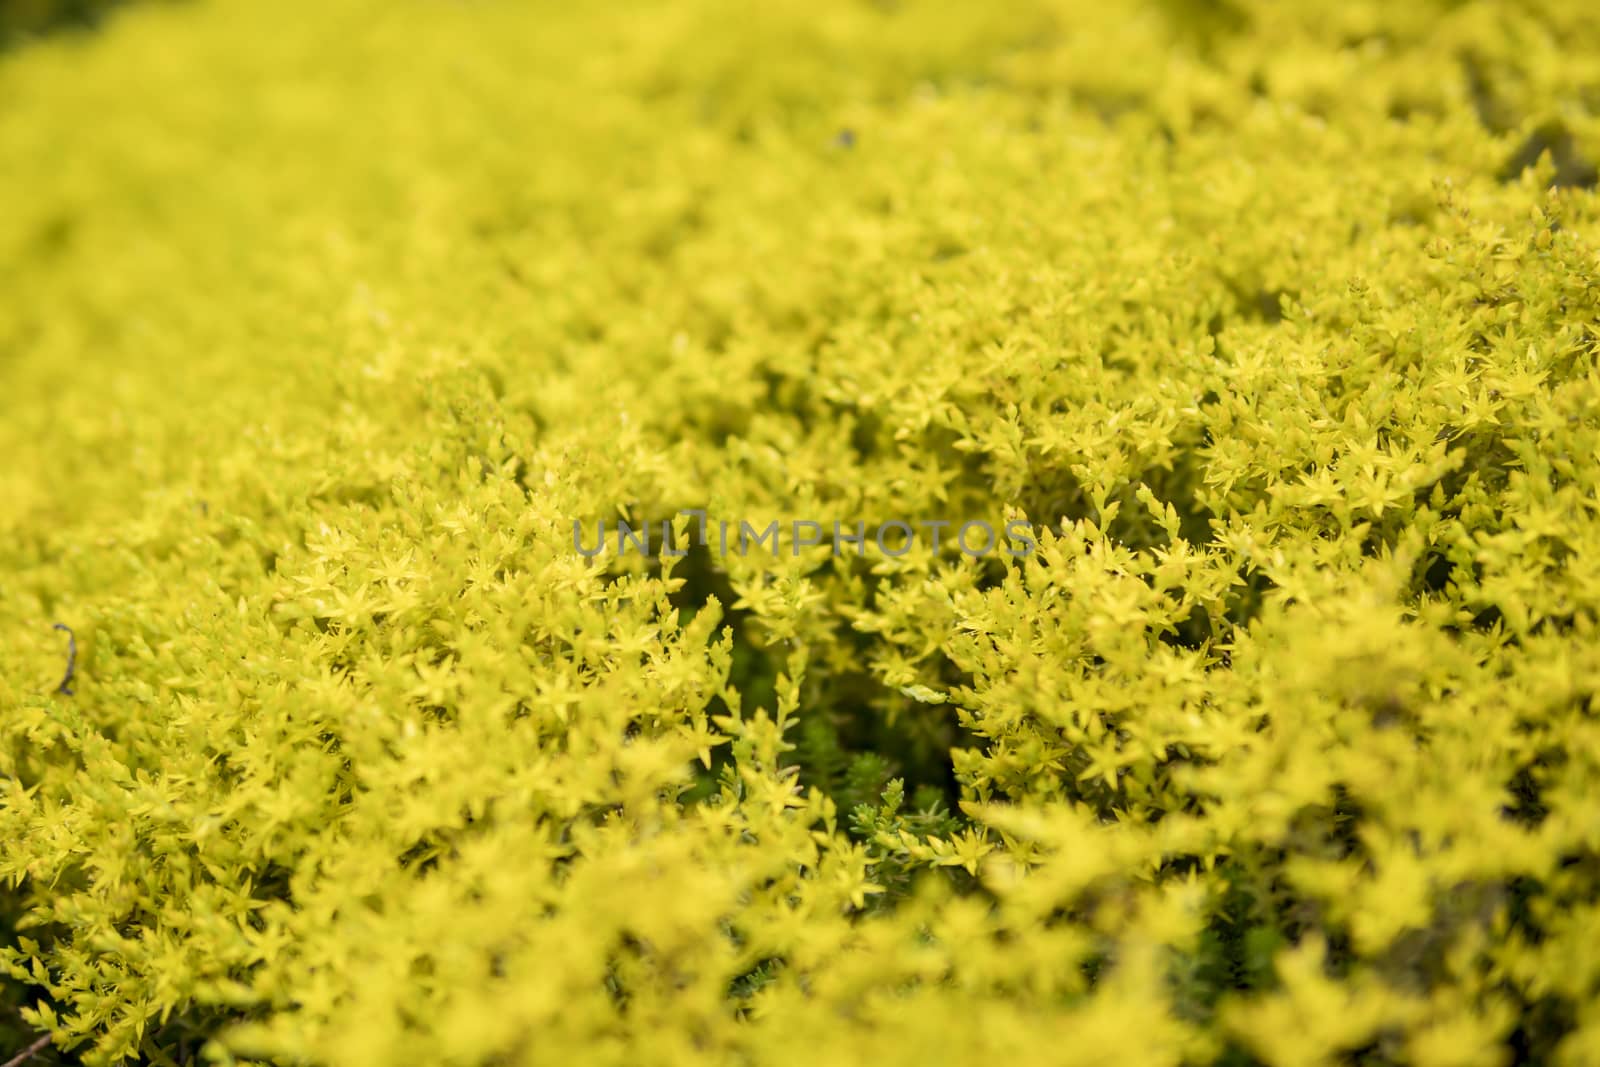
[1,1032,52,1067]
[51,623,76,696]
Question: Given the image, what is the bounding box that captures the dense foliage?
[3,1,1599,1063]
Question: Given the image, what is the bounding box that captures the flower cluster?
[1,1,1599,1065]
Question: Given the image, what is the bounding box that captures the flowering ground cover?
[2,1,1599,1064]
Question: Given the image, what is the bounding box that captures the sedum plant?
[2,0,1599,1064]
